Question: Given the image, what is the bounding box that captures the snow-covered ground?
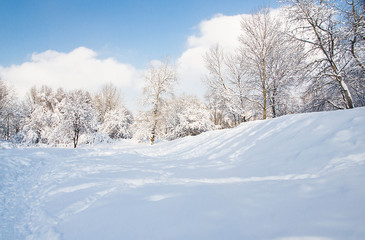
[1,108,365,240]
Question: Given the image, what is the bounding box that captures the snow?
[1,108,365,240]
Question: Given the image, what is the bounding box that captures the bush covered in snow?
[99,107,133,139]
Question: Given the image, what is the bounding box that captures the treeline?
[0,80,213,147]
[0,0,364,147]
[203,0,364,127]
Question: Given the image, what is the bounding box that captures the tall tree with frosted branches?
[239,9,281,119]
[142,59,177,144]
[94,83,122,123]
[0,79,18,140]
[285,0,360,110]
[239,8,306,119]
[59,90,97,148]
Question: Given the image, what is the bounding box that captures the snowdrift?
[1,108,365,240]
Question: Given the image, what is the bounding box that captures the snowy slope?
[1,108,365,240]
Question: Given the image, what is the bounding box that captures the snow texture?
[1,108,365,240]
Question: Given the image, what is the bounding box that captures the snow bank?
[1,108,365,240]
[0,140,14,149]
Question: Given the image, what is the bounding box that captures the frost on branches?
[132,111,155,143]
[285,0,365,110]
[99,107,133,139]
[1,83,135,147]
[0,80,19,141]
[141,59,178,144]
[133,95,213,142]
[18,86,64,145]
[58,90,98,148]
[165,95,214,140]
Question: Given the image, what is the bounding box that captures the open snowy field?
[1,108,365,240]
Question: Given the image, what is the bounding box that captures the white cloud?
[0,47,143,111]
[177,8,287,100]
[177,14,244,99]
[187,14,242,50]
[0,8,286,111]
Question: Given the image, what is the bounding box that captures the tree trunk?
[271,85,278,118]
[339,78,354,109]
[6,113,10,140]
[150,107,158,145]
[271,97,276,118]
[261,59,267,119]
[263,88,267,119]
[262,59,267,119]
[73,131,79,148]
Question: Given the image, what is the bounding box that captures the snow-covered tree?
[204,44,247,127]
[0,79,19,140]
[340,0,365,71]
[285,0,364,110]
[165,95,214,140]
[205,89,232,129]
[132,111,155,142]
[339,0,365,107]
[58,90,98,148]
[204,8,306,123]
[99,106,133,139]
[133,95,213,142]
[141,59,178,144]
[239,8,306,119]
[18,86,64,145]
[94,83,122,123]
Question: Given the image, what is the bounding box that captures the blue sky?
[0,0,278,67]
[0,0,281,111]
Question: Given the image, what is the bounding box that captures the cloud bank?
[0,47,142,109]
[177,14,243,98]
[1,12,255,111]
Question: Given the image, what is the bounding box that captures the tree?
[225,50,249,122]
[238,8,308,118]
[203,45,231,127]
[339,0,365,71]
[19,86,64,145]
[99,106,133,139]
[203,44,248,126]
[165,95,214,140]
[132,111,155,143]
[0,79,18,140]
[59,90,97,148]
[264,29,307,117]
[338,0,365,107]
[285,0,362,109]
[94,83,122,123]
[141,59,177,144]
[205,89,231,128]
[239,9,281,119]
[204,8,306,123]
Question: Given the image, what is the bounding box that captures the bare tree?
[265,29,307,117]
[225,50,248,121]
[204,45,232,126]
[0,80,11,116]
[142,59,177,144]
[339,0,365,106]
[203,44,248,126]
[339,0,365,71]
[0,80,17,140]
[94,83,122,123]
[203,8,306,123]
[239,8,305,119]
[286,0,356,109]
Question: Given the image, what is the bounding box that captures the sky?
[0,0,280,111]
